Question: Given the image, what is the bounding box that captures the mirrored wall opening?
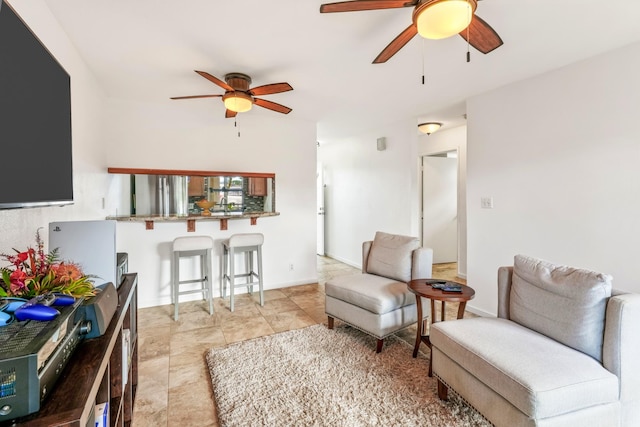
[120,173,274,217]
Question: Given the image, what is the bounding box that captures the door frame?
[419,149,460,269]
[316,162,325,256]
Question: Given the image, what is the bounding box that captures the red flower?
[10,269,27,282]
[51,262,83,284]
[9,270,27,294]
[10,281,27,295]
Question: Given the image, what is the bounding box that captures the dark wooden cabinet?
[188,176,205,197]
[248,177,267,196]
[7,274,138,427]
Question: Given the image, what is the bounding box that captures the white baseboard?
[323,253,361,269]
[273,278,321,289]
[138,278,321,309]
[465,304,495,318]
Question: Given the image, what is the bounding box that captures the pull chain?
[466,0,471,63]
[422,38,426,85]
[234,116,240,138]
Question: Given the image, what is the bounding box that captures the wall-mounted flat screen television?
[0,1,73,209]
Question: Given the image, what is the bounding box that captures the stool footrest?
[223,272,258,280]
[224,279,260,287]
[178,278,208,285]
[177,288,211,296]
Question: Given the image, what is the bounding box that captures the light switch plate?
[481,197,494,209]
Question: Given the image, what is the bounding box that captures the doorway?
[422,151,458,264]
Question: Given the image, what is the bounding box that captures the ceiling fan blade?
[373,24,417,63]
[250,83,293,96]
[254,98,292,114]
[320,0,416,13]
[225,109,237,119]
[170,94,223,100]
[458,14,503,54]
[195,70,234,91]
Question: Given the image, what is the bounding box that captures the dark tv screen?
[0,1,73,209]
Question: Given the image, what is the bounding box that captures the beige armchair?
[325,232,433,352]
[431,254,640,427]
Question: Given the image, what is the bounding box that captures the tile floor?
[131,257,466,426]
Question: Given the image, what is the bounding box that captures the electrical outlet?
[289,263,294,271]
[481,197,494,209]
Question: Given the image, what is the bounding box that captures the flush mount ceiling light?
[171,71,293,118]
[418,122,442,135]
[222,91,253,113]
[414,0,476,40]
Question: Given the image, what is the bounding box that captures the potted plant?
[0,229,96,299]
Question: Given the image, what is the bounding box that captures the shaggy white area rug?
[206,324,491,427]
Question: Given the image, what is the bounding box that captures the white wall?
[2,2,319,309]
[0,1,108,254]
[318,119,420,267]
[417,125,467,277]
[103,98,318,308]
[466,41,640,316]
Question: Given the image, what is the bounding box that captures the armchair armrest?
[362,241,373,273]
[603,293,640,417]
[411,247,433,280]
[497,266,513,319]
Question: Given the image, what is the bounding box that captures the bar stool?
[221,233,264,312]
[172,235,214,321]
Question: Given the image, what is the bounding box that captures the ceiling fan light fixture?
[414,0,476,40]
[418,122,442,135]
[223,91,253,113]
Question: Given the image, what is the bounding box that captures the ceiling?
[38,0,640,141]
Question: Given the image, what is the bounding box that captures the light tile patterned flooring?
[132,257,465,426]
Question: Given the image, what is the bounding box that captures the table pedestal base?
[413,294,468,377]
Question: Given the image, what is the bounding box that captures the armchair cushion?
[366,232,420,283]
[325,273,416,315]
[431,318,619,419]
[511,254,612,361]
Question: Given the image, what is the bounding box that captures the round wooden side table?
[407,279,475,376]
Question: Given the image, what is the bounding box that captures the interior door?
[422,155,457,263]
[317,163,325,256]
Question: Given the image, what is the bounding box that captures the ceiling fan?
[319,0,503,63]
[171,71,293,118]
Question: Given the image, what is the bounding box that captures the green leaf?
[2,269,10,285]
